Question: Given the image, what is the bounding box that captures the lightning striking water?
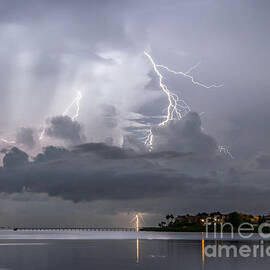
[143,51,231,157]
[39,91,82,141]
[131,213,144,231]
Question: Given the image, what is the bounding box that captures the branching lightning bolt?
[144,52,191,128]
[143,51,231,158]
[39,91,82,141]
[156,64,223,89]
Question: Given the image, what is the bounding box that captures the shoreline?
[0,230,268,241]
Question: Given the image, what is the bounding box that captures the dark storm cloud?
[0,143,192,202]
[16,127,35,148]
[152,112,218,157]
[34,146,70,163]
[0,148,8,154]
[73,143,133,159]
[0,112,246,214]
[0,113,230,213]
[2,147,29,169]
[45,116,85,145]
[0,143,270,214]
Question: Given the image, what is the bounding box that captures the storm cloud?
[151,112,218,157]
[45,116,85,145]
[0,142,269,217]
[2,147,29,169]
[0,0,270,225]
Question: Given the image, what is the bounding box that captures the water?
[0,231,269,269]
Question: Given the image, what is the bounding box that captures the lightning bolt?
[0,138,16,145]
[218,145,234,159]
[62,91,82,121]
[39,128,46,141]
[143,51,231,157]
[144,51,191,127]
[130,213,144,231]
[39,91,82,141]
[156,64,223,89]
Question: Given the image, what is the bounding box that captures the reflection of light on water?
[202,232,205,268]
[136,238,139,264]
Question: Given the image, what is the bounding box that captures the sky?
[0,0,270,227]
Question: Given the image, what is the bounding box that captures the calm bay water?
[0,231,269,269]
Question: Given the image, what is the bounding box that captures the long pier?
[13,227,137,232]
